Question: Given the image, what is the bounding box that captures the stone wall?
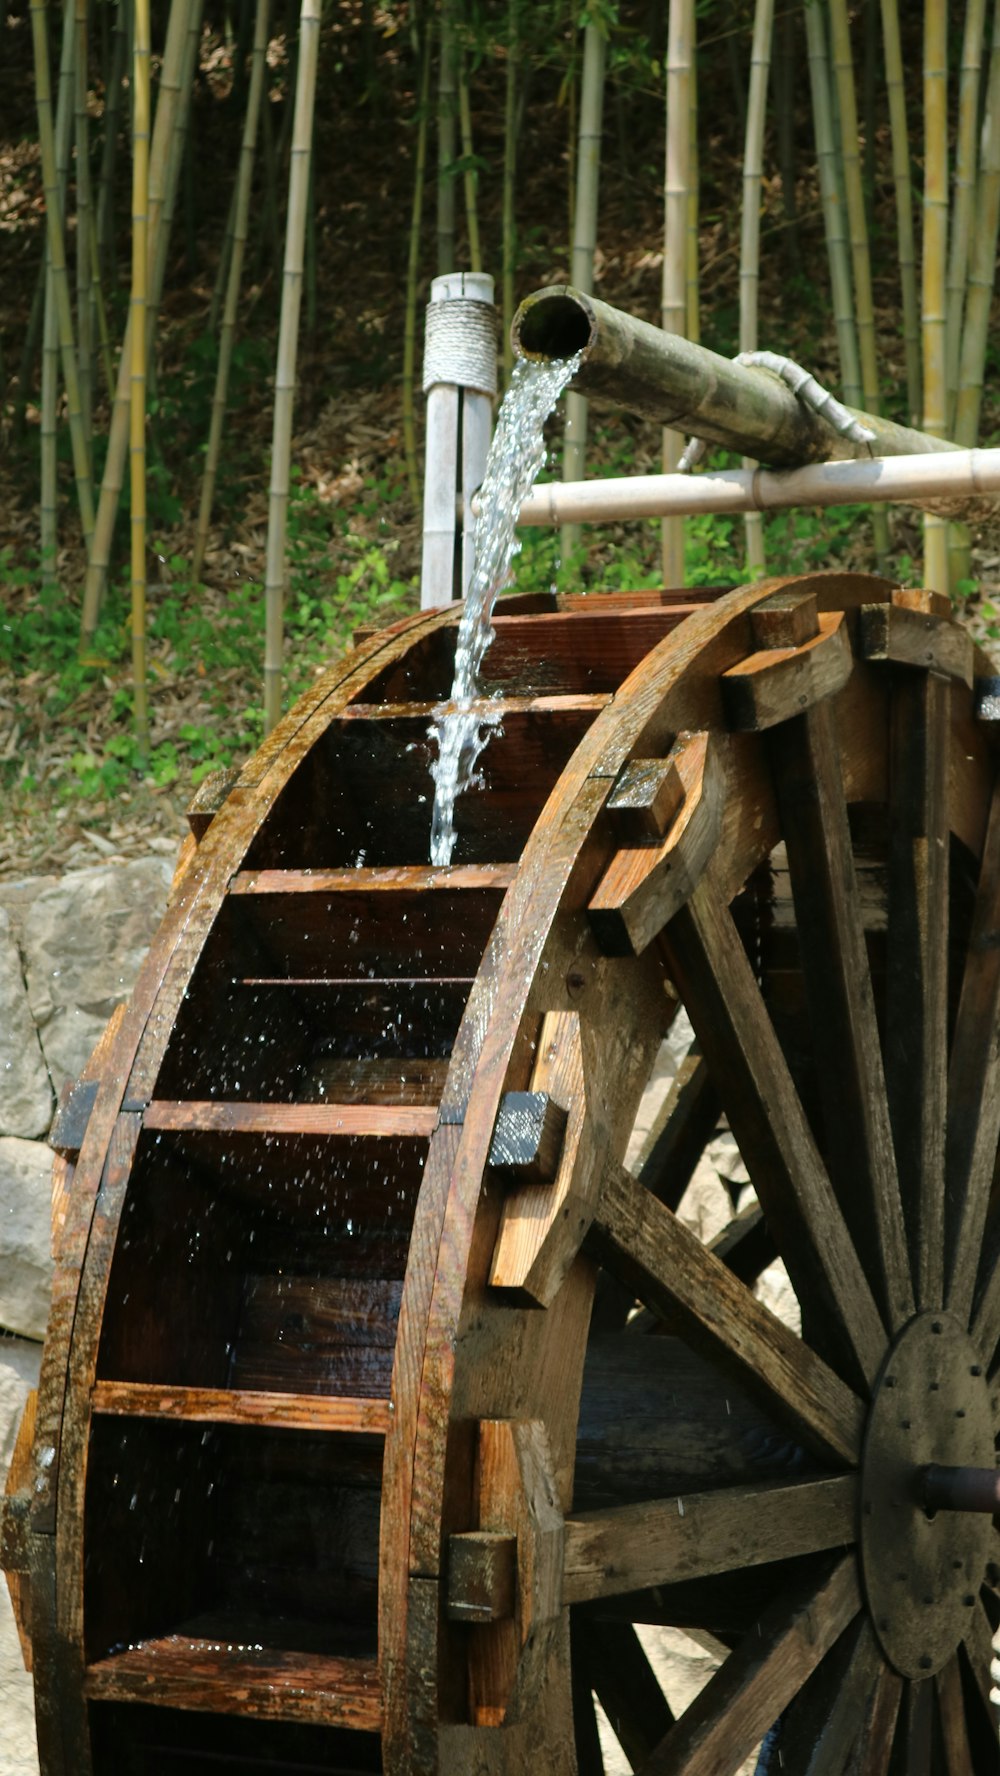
[0,852,176,1776]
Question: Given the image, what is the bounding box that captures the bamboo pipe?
[513,449,1000,528]
[512,286,960,470]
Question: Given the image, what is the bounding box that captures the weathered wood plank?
[721,611,852,731]
[846,1659,903,1775]
[663,876,887,1390]
[766,696,914,1329]
[229,863,518,895]
[83,1641,382,1729]
[562,1474,857,1603]
[640,1554,862,1775]
[589,1161,866,1465]
[860,599,974,685]
[936,1653,974,1776]
[481,606,703,696]
[142,1099,438,1138]
[945,774,1000,1324]
[90,1382,391,1435]
[885,669,950,1309]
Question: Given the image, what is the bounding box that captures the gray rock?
[13,858,173,1089]
[0,914,52,1139]
[0,1139,53,1340]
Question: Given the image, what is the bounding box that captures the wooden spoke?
[639,1553,862,1776]
[959,1603,1000,1772]
[570,1623,606,1776]
[846,1659,903,1775]
[936,1655,974,1776]
[774,1615,883,1775]
[946,774,1000,1325]
[562,1474,857,1604]
[662,877,886,1391]
[706,1201,776,1285]
[589,1161,865,1466]
[885,669,950,1309]
[573,1618,674,1770]
[767,699,914,1330]
[893,1681,933,1776]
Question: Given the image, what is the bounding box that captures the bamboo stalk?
[80,0,199,648]
[401,15,432,508]
[192,0,269,585]
[501,0,519,382]
[456,43,481,272]
[879,0,920,424]
[131,0,151,758]
[803,0,862,405]
[923,2,950,593]
[263,0,321,734]
[515,448,1000,529]
[561,18,606,564]
[686,49,699,343]
[773,1,800,271]
[39,0,76,579]
[210,176,239,334]
[828,0,889,560]
[955,0,1000,451]
[740,0,774,579]
[75,0,93,442]
[29,0,95,553]
[662,0,693,587]
[149,0,203,364]
[95,0,127,287]
[436,0,456,273]
[946,0,988,416]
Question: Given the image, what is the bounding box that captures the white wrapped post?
[421,272,497,608]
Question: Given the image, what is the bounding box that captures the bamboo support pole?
[803,0,862,406]
[946,0,987,415]
[501,0,519,382]
[740,0,774,579]
[80,0,199,647]
[192,0,269,585]
[561,19,606,563]
[514,286,953,467]
[263,0,320,735]
[662,0,693,586]
[402,18,432,509]
[954,0,1000,453]
[515,449,1000,529]
[29,0,95,554]
[75,0,93,441]
[828,0,890,560]
[879,0,920,425]
[131,0,151,758]
[923,4,950,593]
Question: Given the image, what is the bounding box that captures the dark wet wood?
[885,668,950,1309]
[482,606,703,695]
[84,1641,382,1728]
[766,695,913,1329]
[776,1615,883,1775]
[562,1474,857,1603]
[936,1653,974,1775]
[663,876,886,1391]
[640,1554,862,1775]
[589,1161,865,1465]
[946,774,1000,1324]
[488,1091,568,1182]
[446,1532,517,1623]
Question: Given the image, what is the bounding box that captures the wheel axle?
[921,1463,1000,1515]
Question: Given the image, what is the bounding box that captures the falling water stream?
[428,352,582,865]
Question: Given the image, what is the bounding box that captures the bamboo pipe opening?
[511,287,596,361]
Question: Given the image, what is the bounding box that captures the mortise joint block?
[488,1092,568,1184]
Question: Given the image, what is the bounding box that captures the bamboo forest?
[1,0,999,870]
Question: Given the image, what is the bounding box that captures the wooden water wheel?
[5,570,1000,1774]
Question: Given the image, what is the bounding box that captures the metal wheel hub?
[860,1309,995,1680]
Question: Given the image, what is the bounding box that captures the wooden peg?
[750,588,820,649]
[446,1531,517,1623]
[488,1092,569,1184]
[606,756,685,846]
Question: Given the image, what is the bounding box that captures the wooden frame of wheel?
[4,572,1000,1775]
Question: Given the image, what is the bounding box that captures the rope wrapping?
[423,298,498,396]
